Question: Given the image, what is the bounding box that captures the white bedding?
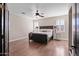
[32,31,53,40]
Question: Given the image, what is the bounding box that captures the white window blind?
[56,19,65,33]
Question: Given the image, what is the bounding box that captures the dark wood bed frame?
[29,25,54,44]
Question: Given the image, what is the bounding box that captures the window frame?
[56,19,65,33]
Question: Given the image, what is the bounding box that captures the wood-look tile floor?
[9,39,68,56]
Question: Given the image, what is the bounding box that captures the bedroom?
[8,3,69,56]
[0,3,77,56]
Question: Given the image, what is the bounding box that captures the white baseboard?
[9,36,28,42]
[54,38,68,40]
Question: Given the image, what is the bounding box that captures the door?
[0,3,9,56]
[0,3,3,56]
[74,3,79,56]
[69,6,73,55]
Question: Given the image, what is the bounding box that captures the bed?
[29,26,55,44]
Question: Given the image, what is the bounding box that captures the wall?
[9,13,33,42]
[38,15,68,40]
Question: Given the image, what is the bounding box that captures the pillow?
[39,29,53,32]
[41,30,47,32]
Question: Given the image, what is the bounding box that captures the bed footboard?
[29,33,47,44]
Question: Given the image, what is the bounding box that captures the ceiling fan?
[35,10,44,17]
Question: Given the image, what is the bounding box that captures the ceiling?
[7,3,70,19]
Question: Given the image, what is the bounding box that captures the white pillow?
[40,29,53,32]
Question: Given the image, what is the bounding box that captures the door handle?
[71,46,76,48]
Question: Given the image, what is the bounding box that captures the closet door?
[0,3,9,56]
[0,4,3,56]
[74,3,79,56]
[4,3,9,56]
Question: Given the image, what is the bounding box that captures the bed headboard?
[39,25,54,29]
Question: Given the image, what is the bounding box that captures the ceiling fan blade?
[39,14,44,17]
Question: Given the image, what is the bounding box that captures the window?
[33,20,39,32]
[56,19,65,33]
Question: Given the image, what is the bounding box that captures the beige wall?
[38,15,68,40]
[9,13,33,42]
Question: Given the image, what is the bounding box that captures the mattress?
[32,31,52,39]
